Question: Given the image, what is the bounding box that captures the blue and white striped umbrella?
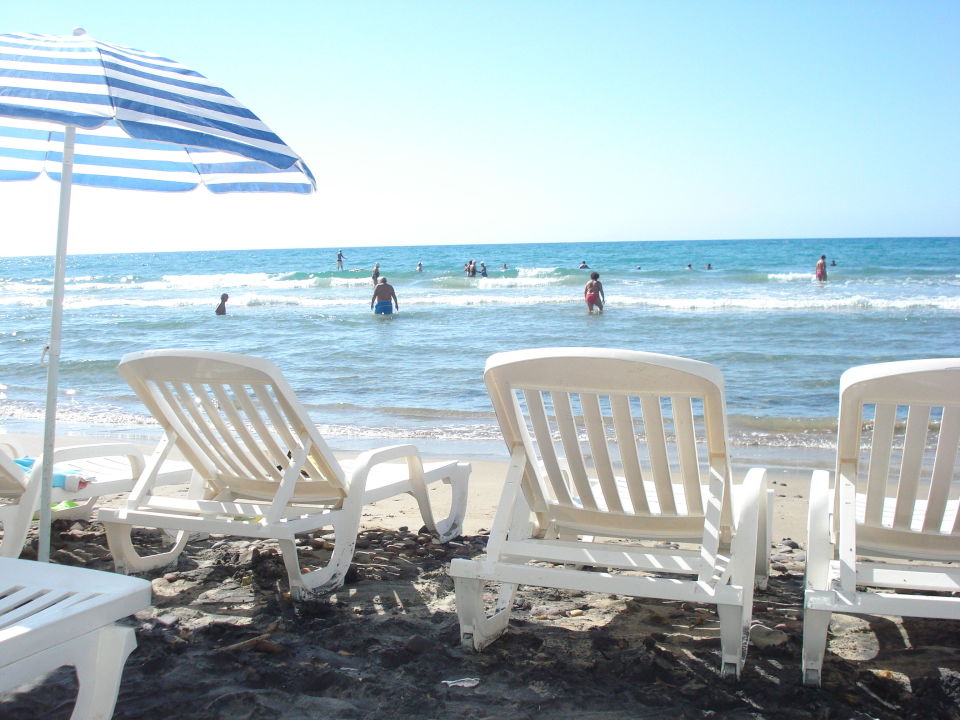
[0,29,316,561]
[0,30,315,191]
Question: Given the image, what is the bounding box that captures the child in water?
[583,272,605,314]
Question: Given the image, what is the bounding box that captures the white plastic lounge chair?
[449,348,769,678]
[0,438,192,559]
[99,350,470,597]
[802,358,960,686]
[0,557,151,720]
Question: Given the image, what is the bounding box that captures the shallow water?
[1,236,957,457]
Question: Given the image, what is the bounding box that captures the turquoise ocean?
[1,237,958,462]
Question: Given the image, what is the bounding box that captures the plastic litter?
[441,677,480,688]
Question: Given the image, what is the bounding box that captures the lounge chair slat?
[171,381,244,478]
[524,389,572,507]
[252,384,302,466]
[928,406,960,533]
[273,388,338,483]
[642,395,676,515]
[232,384,287,474]
[673,396,703,515]
[893,405,929,530]
[212,384,278,479]
[864,403,897,525]
[611,394,648,514]
[193,382,267,481]
[553,391,596,511]
[582,393,623,513]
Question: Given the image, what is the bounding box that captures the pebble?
[750,625,790,648]
[404,634,433,654]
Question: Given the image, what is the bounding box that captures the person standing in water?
[371,277,399,315]
[583,272,605,314]
[416,261,423,272]
[816,255,828,281]
[371,263,380,285]
[336,249,345,270]
[215,293,228,315]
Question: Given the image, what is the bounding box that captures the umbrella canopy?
[0,117,315,192]
[0,29,316,561]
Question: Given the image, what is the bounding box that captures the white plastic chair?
[802,358,960,686]
[449,348,769,678]
[0,557,151,719]
[0,438,192,558]
[100,350,470,597]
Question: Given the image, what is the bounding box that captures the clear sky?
[2,1,958,256]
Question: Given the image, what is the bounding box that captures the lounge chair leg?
[413,463,470,542]
[452,574,518,651]
[104,522,189,574]
[0,506,34,559]
[281,503,362,597]
[716,601,749,679]
[69,624,137,720]
[801,607,832,686]
[279,530,359,598]
[755,488,773,590]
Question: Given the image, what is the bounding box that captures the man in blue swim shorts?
[371,276,399,315]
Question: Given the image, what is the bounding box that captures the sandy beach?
[2,431,959,719]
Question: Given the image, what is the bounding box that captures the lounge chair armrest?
[805,469,833,591]
[348,444,422,486]
[46,443,146,478]
[730,467,766,531]
[728,467,766,577]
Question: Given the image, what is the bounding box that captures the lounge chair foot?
[418,462,470,543]
[104,522,189,575]
[802,668,822,687]
[720,662,739,679]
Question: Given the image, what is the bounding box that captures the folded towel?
[14,457,95,492]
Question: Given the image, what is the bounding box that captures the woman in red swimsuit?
[583,271,605,314]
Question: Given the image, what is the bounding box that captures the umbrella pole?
[38,125,76,563]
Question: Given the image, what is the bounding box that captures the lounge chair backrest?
[484,347,732,539]
[0,452,26,497]
[837,358,960,560]
[118,350,346,502]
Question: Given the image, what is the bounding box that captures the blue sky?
[3,1,958,255]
